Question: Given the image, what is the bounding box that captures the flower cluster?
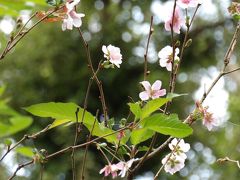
[164,0,202,34]
[160,0,202,71]
[62,0,85,31]
[197,103,218,131]
[102,45,123,68]
[139,80,166,101]
[162,138,190,174]
[99,159,136,178]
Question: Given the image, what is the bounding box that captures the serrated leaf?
[16,146,34,158]
[128,102,141,119]
[140,98,170,120]
[130,128,154,145]
[144,113,193,138]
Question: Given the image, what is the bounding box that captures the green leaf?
[144,113,193,138]
[24,102,81,120]
[130,128,154,145]
[233,14,240,21]
[4,138,12,146]
[166,93,188,99]
[24,102,120,143]
[138,146,149,152]
[50,119,71,128]
[15,146,34,158]
[0,116,32,137]
[141,98,170,120]
[128,102,142,119]
[0,101,19,116]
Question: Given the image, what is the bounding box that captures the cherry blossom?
[139,80,166,101]
[197,103,219,131]
[116,159,136,177]
[164,6,185,34]
[177,0,201,9]
[162,153,185,175]
[62,0,85,31]
[158,46,180,71]
[202,110,218,131]
[102,45,123,68]
[99,164,119,179]
[169,138,190,159]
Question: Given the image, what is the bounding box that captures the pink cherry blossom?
[62,0,85,31]
[202,110,218,131]
[102,45,123,68]
[158,46,180,71]
[116,159,136,178]
[164,6,185,34]
[169,138,190,160]
[99,164,119,179]
[177,0,200,9]
[139,80,166,101]
[197,103,219,131]
[162,153,185,175]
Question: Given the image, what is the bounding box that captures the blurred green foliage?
[0,0,240,179]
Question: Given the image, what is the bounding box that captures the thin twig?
[143,16,154,80]
[171,4,200,94]
[80,110,98,180]
[40,164,44,180]
[77,28,108,127]
[200,23,240,103]
[0,124,51,162]
[0,6,64,60]
[8,160,34,180]
[71,107,80,180]
[217,157,240,169]
[46,124,132,160]
[154,139,181,179]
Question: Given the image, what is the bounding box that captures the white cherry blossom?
[62,0,85,31]
[169,138,190,159]
[102,45,123,68]
[158,46,180,71]
[162,153,185,175]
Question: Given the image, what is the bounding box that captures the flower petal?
[102,45,108,54]
[139,91,150,101]
[140,81,151,91]
[152,80,162,91]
